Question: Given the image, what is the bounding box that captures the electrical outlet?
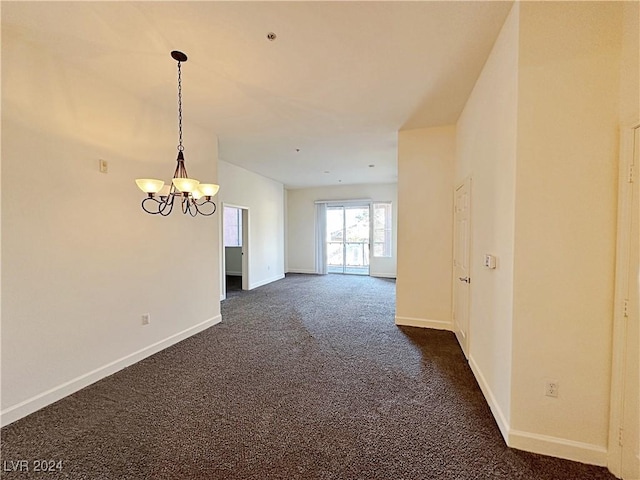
[99,159,108,173]
[141,313,151,325]
[545,380,559,398]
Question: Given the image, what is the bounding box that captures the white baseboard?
[0,315,222,427]
[508,429,608,467]
[467,355,607,466]
[286,269,395,278]
[468,355,510,442]
[249,273,285,290]
[394,316,452,331]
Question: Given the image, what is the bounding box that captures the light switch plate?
[483,254,496,269]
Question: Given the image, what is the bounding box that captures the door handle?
[458,277,470,283]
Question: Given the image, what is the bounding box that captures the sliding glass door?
[326,205,370,275]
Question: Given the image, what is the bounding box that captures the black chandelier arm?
[181,197,192,216]
[141,197,163,215]
[141,194,216,217]
[158,196,175,216]
[188,202,198,217]
[193,198,217,216]
[141,195,177,216]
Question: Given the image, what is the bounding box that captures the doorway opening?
[223,205,249,297]
[326,204,370,275]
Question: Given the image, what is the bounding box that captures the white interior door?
[610,125,640,480]
[453,178,471,358]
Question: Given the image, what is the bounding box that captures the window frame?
[223,206,243,247]
[372,202,392,258]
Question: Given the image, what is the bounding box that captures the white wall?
[455,3,519,438]
[619,1,639,126]
[510,1,622,463]
[286,183,398,278]
[396,126,455,330]
[398,2,627,467]
[218,161,285,291]
[1,29,221,425]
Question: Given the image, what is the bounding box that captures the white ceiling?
[2,1,512,188]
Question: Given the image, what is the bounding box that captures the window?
[224,207,242,247]
[373,202,392,257]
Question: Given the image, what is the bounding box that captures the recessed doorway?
[222,204,249,298]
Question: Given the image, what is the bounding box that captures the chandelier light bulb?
[198,184,220,198]
[172,178,200,193]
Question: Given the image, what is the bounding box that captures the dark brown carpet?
[225,275,242,295]
[1,273,615,479]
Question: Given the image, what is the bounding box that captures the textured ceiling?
[2,1,513,188]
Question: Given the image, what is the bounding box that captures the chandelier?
[135,51,219,216]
